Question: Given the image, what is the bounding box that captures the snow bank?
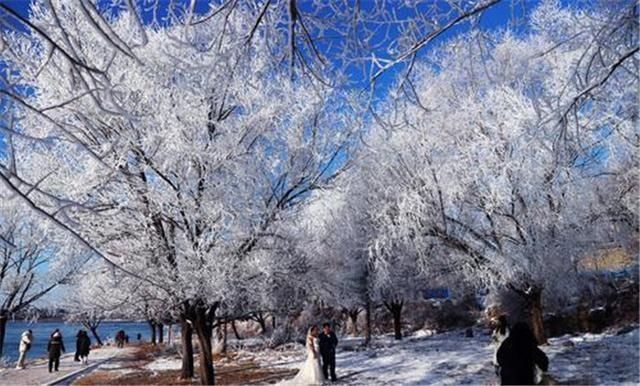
[264,328,639,385]
[144,357,183,371]
[546,328,639,384]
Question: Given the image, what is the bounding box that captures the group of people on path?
[491,316,549,385]
[15,328,92,372]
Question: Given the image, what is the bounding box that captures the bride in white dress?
[284,325,324,385]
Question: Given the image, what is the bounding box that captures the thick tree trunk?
[180,318,194,379]
[222,321,228,354]
[194,307,215,385]
[509,284,548,345]
[392,307,402,340]
[149,321,157,345]
[385,300,404,340]
[231,320,242,340]
[89,326,103,346]
[255,312,266,334]
[349,309,360,335]
[364,299,372,346]
[0,314,8,358]
[158,323,165,344]
[529,290,547,345]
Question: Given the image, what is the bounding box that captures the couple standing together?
[288,323,338,385]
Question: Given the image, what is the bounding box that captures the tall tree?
[366,1,638,344]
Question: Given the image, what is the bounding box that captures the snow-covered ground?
[143,356,183,371]
[544,328,640,384]
[235,327,639,385]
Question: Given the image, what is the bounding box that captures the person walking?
[76,330,91,365]
[74,330,83,362]
[115,330,125,348]
[497,322,548,385]
[16,330,33,369]
[47,329,66,372]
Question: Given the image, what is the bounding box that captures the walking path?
[0,346,134,386]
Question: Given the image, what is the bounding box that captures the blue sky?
[0,0,539,87]
[0,0,540,157]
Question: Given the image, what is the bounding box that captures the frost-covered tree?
[0,200,85,356]
[1,1,635,374]
[0,1,361,382]
[366,1,638,343]
[306,165,427,341]
[64,264,170,346]
[0,0,503,96]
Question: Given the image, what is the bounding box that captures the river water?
[2,321,150,362]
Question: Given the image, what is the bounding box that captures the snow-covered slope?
[544,328,639,385]
[249,327,639,385]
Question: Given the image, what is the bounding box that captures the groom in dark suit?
[318,322,339,381]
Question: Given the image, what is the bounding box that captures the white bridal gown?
[285,335,324,385]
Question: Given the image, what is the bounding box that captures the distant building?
[421,288,450,300]
[579,247,637,271]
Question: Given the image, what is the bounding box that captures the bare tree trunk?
[90,327,103,346]
[254,312,267,334]
[510,284,548,345]
[158,323,164,344]
[231,320,242,340]
[529,290,547,345]
[180,317,194,379]
[384,300,404,340]
[149,320,157,345]
[392,309,402,340]
[0,314,8,358]
[222,321,228,354]
[82,321,103,346]
[348,308,360,335]
[364,299,372,346]
[194,306,215,385]
[271,314,276,330]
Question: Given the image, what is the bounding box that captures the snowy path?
[0,346,134,386]
[243,327,639,385]
[333,331,498,385]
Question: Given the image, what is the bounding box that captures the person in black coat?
[74,330,83,362]
[318,323,338,381]
[76,330,92,365]
[47,329,66,372]
[497,322,549,385]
